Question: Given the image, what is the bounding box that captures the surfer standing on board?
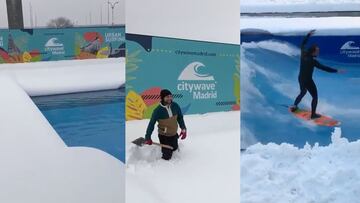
[290,29,345,119]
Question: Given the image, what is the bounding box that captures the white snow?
[241,127,360,203]
[241,0,360,13]
[126,111,240,203]
[0,58,125,96]
[0,75,124,203]
[241,17,360,35]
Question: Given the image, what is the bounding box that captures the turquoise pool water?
[32,88,125,163]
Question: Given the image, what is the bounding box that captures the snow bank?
[241,127,360,203]
[0,58,125,96]
[241,0,360,13]
[126,111,240,203]
[0,75,124,202]
[241,17,360,35]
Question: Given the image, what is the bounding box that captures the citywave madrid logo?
[45,37,65,55]
[340,41,360,58]
[177,62,217,100]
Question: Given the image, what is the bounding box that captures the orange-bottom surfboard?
[289,108,341,127]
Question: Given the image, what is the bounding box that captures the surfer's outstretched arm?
[314,60,338,73]
[301,30,316,52]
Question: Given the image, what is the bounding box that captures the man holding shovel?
[144,89,187,160]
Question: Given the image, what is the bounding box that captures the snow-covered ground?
[0,75,124,202]
[241,17,360,34]
[126,111,240,203]
[241,128,360,203]
[0,58,125,96]
[241,0,360,13]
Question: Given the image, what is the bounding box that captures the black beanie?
[160,89,172,101]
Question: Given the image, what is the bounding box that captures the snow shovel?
[132,137,174,150]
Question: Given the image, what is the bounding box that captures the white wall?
[126,0,240,44]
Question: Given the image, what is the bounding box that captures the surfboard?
[289,108,341,127]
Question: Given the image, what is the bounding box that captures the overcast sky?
[0,0,125,28]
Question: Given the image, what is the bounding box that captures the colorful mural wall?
[126,34,240,120]
[0,26,125,63]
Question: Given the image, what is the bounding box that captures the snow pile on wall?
[0,58,125,96]
[0,75,124,202]
[241,127,360,203]
[241,0,360,13]
[126,111,240,203]
[241,17,360,35]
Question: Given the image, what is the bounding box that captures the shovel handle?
[153,142,174,150]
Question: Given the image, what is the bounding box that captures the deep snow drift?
[241,0,360,13]
[0,58,125,96]
[241,128,360,203]
[126,111,240,203]
[0,76,124,202]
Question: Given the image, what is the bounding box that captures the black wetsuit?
[294,33,338,116]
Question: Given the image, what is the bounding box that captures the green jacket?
[145,102,186,140]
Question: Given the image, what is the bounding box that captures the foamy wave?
[242,40,300,57]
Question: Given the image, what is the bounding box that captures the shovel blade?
[132,137,146,146]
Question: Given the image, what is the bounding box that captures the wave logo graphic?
[178,62,214,81]
[45,38,64,47]
[340,41,360,50]
[45,38,65,55]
